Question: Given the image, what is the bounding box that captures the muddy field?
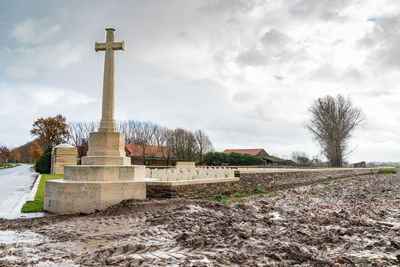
[1,173,400,266]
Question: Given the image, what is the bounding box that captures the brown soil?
[1,173,400,266]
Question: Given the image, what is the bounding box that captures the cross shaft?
[95,28,125,132]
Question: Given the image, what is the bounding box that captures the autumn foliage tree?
[31,114,70,151]
[0,145,11,163]
[29,142,44,161]
[11,149,21,162]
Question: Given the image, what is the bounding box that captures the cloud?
[310,64,363,83]
[1,0,400,163]
[260,29,291,48]
[236,28,292,66]
[0,83,96,146]
[236,49,266,66]
[288,0,354,21]
[10,18,61,45]
[198,0,257,15]
[359,13,400,70]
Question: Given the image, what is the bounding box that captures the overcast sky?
[0,0,399,162]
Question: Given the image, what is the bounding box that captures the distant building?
[125,144,174,166]
[223,148,291,165]
[353,161,366,168]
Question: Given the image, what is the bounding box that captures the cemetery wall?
[146,167,388,198]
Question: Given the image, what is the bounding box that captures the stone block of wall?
[176,162,196,168]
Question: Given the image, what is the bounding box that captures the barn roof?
[125,144,172,158]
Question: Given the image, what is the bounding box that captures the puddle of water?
[36,260,79,266]
[187,205,207,213]
[348,250,397,261]
[0,230,44,245]
[270,212,282,220]
[20,212,50,219]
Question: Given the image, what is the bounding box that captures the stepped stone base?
[44,180,146,214]
[82,132,129,165]
[44,130,148,215]
[64,165,145,181]
[81,156,130,166]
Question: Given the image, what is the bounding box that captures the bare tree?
[166,128,198,161]
[68,122,84,148]
[306,95,363,167]
[291,151,311,166]
[117,120,130,144]
[68,121,99,157]
[154,126,174,165]
[194,129,214,159]
[69,119,214,164]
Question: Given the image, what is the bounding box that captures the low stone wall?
[146,167,390,199]
[146,178,239,198]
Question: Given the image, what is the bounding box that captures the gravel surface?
[0,173,400,266]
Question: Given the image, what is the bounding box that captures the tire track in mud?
[1,174,400,266]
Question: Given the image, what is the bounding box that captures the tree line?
[8,117,215,164]
[69,120,214,162]
[5,94,364,167]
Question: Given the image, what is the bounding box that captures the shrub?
[34,152,51,174]
[254,188,267,194]
[269,191,278,197]
[232,189,247,198]
[211,194,229,202]
[381,169,397,174]
[199,152,265,166]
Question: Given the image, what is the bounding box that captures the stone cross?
[95,28,125,132]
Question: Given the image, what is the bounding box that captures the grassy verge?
[0,163,20,169]
[380,169,397,174]
[21,174,63,212]
[210,188,278,203]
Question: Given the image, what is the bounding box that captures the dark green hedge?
[199,152,265,166]
[34,152,51,174]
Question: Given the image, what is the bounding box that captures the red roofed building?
[125,144,175,166]
[223,148,269,157]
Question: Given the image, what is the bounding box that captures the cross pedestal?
[44,29,146,215]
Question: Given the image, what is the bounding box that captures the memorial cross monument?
[44,28,146,215]
[95,28,124,133]
[81,28,129,166]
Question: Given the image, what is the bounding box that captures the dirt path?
[1,173,400,266]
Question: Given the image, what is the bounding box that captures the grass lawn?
[21,174,63,212]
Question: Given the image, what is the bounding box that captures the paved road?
[0,164,37,219]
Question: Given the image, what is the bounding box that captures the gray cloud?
[311,64,363,83]
[359,14,400,70]
[236,49,267,66]
[0,0,399,163]
[260,29,290,48]
[198,0,257,15]
[288,0,353,21]
[236,28,292,66]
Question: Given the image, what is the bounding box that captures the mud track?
[1,173,400,266]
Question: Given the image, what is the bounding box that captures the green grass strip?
[21,174,63,213]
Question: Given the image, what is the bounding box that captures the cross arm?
[95,41,125,52]
[112,41,125,51]
[95,42,107,51]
